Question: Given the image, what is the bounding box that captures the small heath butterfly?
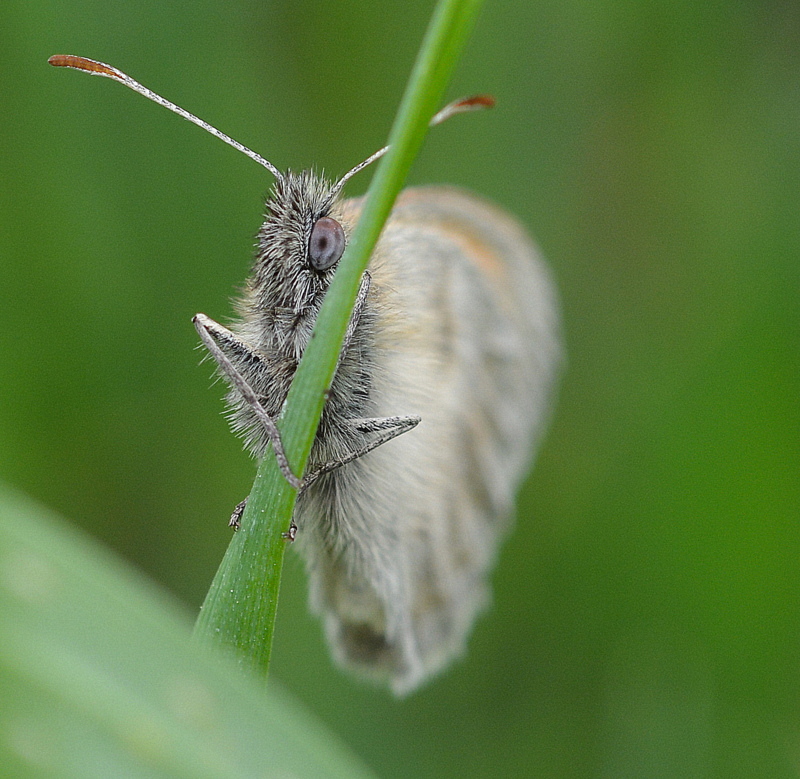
[49,55,562,695]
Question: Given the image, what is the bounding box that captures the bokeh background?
[2,0,798,776]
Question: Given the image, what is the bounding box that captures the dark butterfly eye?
[308,216,346,271]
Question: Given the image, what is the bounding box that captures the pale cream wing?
[324,186,563,693]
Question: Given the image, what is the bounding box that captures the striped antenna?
[48,55,283,180]
[329,94,494,198]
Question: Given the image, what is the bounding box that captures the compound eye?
[308,216,346,271]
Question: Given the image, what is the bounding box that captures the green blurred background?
[2,0,798,776]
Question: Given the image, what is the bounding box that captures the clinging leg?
[228,415,421,531]
[193,313,302,490]
[300,415,421,491]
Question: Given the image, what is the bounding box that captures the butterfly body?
[48,54,562,694]
[220,179,561,694]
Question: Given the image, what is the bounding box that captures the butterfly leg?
[193,313,302,490]
[197,275,408,535]
[228,415,420,532]
[337,270,371,368]
[300,414,421,492]
[198,269,369,490]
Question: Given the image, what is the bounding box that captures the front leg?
[337,270,371,369]
[193,313,302,490]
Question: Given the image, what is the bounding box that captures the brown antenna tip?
[48,55,117,77]
[430,94,496,126]
[48,53,284,178]
[454,94,496,110]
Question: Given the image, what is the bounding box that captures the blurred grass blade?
[193,0,486,678]
[0,484,374,778]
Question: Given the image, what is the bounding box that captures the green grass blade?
[0,484,375,778]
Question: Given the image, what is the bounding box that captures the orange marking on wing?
[436,220,506,281]
[389,209,507,284]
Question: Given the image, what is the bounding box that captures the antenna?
[329,94,495,198]
[48,55,283,180]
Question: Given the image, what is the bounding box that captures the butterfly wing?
[298,186,563,694]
